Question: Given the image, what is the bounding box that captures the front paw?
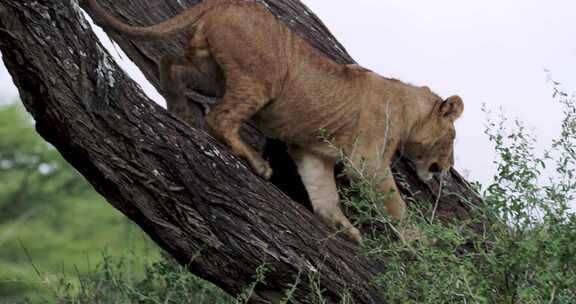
[397,224,423,243]
[385,195,407,221]
[329,214,363,244]
[342,225,362,244]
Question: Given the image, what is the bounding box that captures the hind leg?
[159,31,224,124]
[183,22,224,98]
[205,76,272,179]
[159,55,197,124]
[159,54,224,124]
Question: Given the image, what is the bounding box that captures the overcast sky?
[1,0,575,186]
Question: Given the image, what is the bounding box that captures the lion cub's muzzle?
[414,160,450,182]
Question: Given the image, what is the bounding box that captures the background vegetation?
[0,82,575,303]
[0,103,160,302]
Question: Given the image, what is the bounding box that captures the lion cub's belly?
[253,101,319,143]
[253,96,359,150]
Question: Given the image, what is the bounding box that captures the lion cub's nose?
[429,163,441,173]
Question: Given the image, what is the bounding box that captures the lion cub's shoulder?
[344,64,372,75]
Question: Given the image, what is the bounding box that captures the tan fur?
[87,0,464,243]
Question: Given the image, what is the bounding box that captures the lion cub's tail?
[85,0,241,40]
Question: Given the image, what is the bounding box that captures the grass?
[0,192,161,303]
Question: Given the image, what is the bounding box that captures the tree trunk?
[0,0,483,303]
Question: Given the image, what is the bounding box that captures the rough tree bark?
[0,0,483,303]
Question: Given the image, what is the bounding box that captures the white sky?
[1,0,575,186]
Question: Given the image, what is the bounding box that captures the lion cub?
[86,0,464,243]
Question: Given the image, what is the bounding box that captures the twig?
[430,174,445,224]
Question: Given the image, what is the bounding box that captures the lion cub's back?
[200,2,294,93]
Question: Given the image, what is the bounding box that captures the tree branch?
[0,0,484,302]
[0,0,388,302]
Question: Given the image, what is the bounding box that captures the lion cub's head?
[402,92,464,181]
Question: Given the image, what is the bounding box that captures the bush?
[52,254,232,304]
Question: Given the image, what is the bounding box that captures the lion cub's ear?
[439,95,464,121]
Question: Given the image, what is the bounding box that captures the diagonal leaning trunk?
[0,0,484,303]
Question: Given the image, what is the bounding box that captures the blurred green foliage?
[0,102,231,304]
[0,103,161,302]
[0,103,88,224]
